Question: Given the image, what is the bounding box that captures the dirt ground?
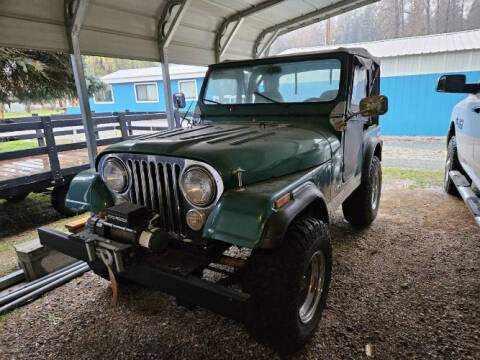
[1,181,479,359]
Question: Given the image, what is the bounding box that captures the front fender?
[65,169,114,213]
[202,162,331,248]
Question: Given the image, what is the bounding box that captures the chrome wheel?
[299,250,326,324]
[371,170,380,211]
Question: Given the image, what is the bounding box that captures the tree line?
[271,0,479,54]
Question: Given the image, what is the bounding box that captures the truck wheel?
[6,192,29,202]
[51,184,78,217]
[342,156,381,227]
[444,136,461,196]
[242,217,332,352]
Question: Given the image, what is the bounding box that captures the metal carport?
[0,0,378,165]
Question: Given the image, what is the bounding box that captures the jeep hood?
[100,123,334,188]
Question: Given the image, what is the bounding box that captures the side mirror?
[436,74,480,94]
[436,75,467,93]
[359,95,388,117]
[173,92,186,109]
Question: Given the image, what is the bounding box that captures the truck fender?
[65,169,114,213]
[447,121,455,145]
[260,182,329,248]
[362,137,382,182]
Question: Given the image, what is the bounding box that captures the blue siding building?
[282,29,480,136]
[67,64,207,114]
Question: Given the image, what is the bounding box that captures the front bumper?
[38,226,249,321]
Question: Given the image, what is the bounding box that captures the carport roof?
[0,0,378,65]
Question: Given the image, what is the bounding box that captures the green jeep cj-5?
[40,48,388,351]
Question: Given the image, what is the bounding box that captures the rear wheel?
[342,156,382,227]
[243,217,332,353]
[444,136,461,196]
[6,192,29,202]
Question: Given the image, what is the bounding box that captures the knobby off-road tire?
[342,156,382,227]
[243,217,332,353]
[444,136,462,196]
[51,184,78,217]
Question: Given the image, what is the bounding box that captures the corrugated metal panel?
[0,0,376,65]
[282,29,480,58]
[380,50,480,77]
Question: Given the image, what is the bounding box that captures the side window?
[135,83,159,103]
[178,80,198,101]
[94,85,114,104]
[351,66,367,108]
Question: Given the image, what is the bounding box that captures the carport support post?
[158,0,191,130]
[66,0,97,167]
[160,49,176,130]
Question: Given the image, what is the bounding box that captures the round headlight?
[102,158,128,193]
[181,166,216,207]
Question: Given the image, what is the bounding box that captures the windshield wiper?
[253,91,282,104]
[202,98,223,105]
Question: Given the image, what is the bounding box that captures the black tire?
[444,136,461,196]
[242,217,332,353]
[51,184,78,217]
[6,192,29,202]
[342,156,382,227]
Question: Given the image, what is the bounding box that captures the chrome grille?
[126,158,186,236]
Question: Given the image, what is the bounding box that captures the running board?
[449,170,480,227]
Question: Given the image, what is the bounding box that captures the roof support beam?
[215,0,284,62]
[158,0,191,129]
[253,0,379,58]
[217,18,244,63]
[65,0,96,167]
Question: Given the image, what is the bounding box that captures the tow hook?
[99,250,119,307]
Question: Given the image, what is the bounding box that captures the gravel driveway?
[1,182,479,359]
[382,137,446,170]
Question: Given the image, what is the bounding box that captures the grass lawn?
[0,192,85,276]
[3,110,65,119]
[0,140,38,152]
[383,167,444,188]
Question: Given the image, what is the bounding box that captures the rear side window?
[351,66,367,107]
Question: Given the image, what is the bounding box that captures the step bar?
[449,170,480,227]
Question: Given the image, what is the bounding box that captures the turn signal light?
[274,193,292,209]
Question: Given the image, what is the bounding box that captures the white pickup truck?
[437,74,480,227]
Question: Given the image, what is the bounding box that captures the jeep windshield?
[203,58,341,105]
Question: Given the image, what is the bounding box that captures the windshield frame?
[199,53,346,109]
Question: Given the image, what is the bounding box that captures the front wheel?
[242,217,332,352]
[444,136,461,196]
[342,156,382,227]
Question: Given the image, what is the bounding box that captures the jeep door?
[343,62,367,181]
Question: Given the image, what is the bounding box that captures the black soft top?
[268,47,379,63]
[215,47,379,68]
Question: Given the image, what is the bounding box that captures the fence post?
[125,110,133,136]
[33,113,45,147]
[117,112,129,140]
[41,116,64,186]
[93,113,100,140]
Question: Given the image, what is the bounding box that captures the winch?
[86,203,170,253]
